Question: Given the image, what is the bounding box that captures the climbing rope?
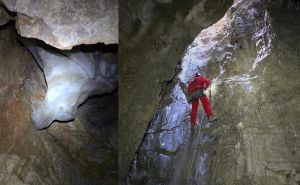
[186,109,205,185]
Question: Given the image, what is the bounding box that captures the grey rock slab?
[1,0,118,49]
[158,127,183,153]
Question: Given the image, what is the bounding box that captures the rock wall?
[119,0,234,179]
[0,5,14,26]
[0,0,118,49]
[19,39,117,130]
[0,0,118,183]
[0,24,117,185]
[125,0,300,184]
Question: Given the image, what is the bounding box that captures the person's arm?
[202,76,211,90]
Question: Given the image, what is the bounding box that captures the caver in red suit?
[187,73,214,126]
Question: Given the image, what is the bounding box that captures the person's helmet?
[194,72,201,77]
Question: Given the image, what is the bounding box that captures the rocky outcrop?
[20,39,117,129]
[119,0,234,179]
[0,0,118,49]
[0,5,13,26]
[126,0,300,184]
[0,24,117,185]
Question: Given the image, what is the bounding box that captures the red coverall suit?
[188,75,213,125]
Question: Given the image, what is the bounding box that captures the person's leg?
[190,99,199,126]
[200,95,213,118]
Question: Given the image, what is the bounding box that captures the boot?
[209,115,219,122]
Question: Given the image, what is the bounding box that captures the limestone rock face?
[119,0,234,179]
[0,0,118,49]
[20,39,117,129]
[0,25,117,185]
[125,0,300,184]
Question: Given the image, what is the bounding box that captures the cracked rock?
[1,0,118,49]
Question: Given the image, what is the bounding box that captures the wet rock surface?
[0,24,117,185]
[20,38,117,129]
[0,0,118,49]
[126,0,300,184]
[119,0,234,178]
